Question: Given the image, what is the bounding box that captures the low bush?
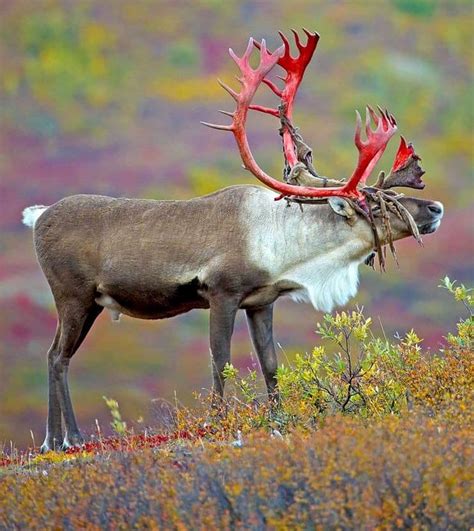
[1,415,472,528]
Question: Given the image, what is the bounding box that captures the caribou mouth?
[419,219,441,234]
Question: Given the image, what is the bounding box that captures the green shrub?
[207,280,472,435]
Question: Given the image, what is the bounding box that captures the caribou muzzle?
[418,201,444,234]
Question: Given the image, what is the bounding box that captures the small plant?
[276,308,408,422]
[439,276,473,315]
[222,362,239,382]
[103,396,127,436]
[439,276,473,349]
[223,363,259,403]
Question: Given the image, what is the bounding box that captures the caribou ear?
[328,197,356,220]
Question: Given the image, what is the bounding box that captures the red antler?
[201,38,287,193]
[343,105,398,195]
[202,33,398,202]
[253,29,319,167]
[392,135,415,172]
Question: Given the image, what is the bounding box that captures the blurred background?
[1,0,472,447]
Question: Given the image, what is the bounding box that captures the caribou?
[23,30,443,452]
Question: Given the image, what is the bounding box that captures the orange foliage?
[0,414,472,528]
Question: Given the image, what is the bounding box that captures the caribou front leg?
[246,304,279,404]
[209,295,239,402]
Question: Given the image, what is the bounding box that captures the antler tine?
[261,78,282,97]
[200,119,233,131]
[244,37,254,61]
[366,105,376,138]
[392,136,413,172]
[218,110,234,117]
[277,31,292,61]
[343,106,398,194]
[354,109,363,149]
[217,78,238,101]
[201,121,233,131]
[248,104,279,117]
[229,37,254,68]
[376,104,386,123]
[259,38,268,62]
[378,105,397,127]
[291,28,304,52]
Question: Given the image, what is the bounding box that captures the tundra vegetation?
[1,279,472,529]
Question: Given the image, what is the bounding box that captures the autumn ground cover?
[0,279,473,529]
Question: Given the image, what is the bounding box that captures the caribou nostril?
[427,202,443,216]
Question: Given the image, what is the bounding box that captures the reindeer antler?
[253,29,319,168]
[202,32,400,202]
[201,38,287,193]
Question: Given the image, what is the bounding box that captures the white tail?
[22,205,48,228]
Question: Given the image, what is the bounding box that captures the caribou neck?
[240,188,375,313]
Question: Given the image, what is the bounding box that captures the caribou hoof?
[61,432,84,451]
[39,442,52,454]
[40,436,63,454]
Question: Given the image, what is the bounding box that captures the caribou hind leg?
[40,325,63,453]
[246,304,279,403]
[41,300,102,452]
